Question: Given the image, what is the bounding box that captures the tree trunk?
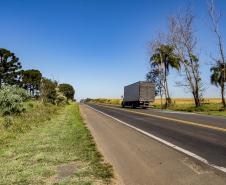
[221,84,226,108]
[165,79,171,107]
[164,66,171,107]
[194,97,201,107]
[159,81,163,109]
[192,91,201,108]
[160,94,163,109]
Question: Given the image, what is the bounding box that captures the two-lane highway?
[87,103,226,171]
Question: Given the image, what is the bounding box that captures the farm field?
[88,98,222,105]
[0,103,113,185]
[152,98,226,116]
[153,98,222,104]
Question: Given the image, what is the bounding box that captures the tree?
[40,78,57,104]
[0,48,22,88]
[210,62,226,107]
[22,69,42,96]
[149,44,180,107]
[168,7,204,107]
[146,69,161,96]
[208,0,226,108]
[58,83,75,101]
[146,68,164,108]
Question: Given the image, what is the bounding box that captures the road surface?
[88,103,226,168]
[80,104,226,185]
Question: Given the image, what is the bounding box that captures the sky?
[1,0,226,100]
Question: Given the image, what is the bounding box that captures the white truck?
[121,81,155,108]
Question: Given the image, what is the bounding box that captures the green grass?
[0,103,113,185]
[88,98,122,105]
[153,103,226,117]
[0,101,59,147]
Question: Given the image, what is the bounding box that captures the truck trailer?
[122,81,155,109]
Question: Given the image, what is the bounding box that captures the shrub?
[0,85,30,116]
[3,116,13,128]
[40,78,57,104]
[55,91,67,106]
[58,83,75,100]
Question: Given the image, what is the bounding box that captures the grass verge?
[87,99,122,105]
[0,101,59,147]
[0,103,113,185]
[153,103,226,117]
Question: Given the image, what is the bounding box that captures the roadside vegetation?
[152,102,226,116]
[0,48,112,184]
[0,101,59,146]
[84,98,122,105]
[0,104,113,185]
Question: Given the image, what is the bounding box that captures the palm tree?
[210,62,226,108]
[150,44,180,107]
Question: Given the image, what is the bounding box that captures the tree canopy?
[150,44,180,107]
[151,45,180,73]
[210,63,226,87]
[22,69,42,96]
[40,78,57,104]
[210,62,226,107]
[0,48,22,87]
[58,83,75,100]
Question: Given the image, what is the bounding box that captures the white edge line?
[86,104,226,174]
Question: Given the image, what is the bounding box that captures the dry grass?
[88,98,222,105]
[153,98,222,105]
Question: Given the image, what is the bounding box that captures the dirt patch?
[57,163,77,179]
[46,163,77,184]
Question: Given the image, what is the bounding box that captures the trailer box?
[122,81,155,108]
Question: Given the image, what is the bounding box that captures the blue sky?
[1,0,226,100]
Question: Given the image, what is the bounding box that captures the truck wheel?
[121,102,125,108]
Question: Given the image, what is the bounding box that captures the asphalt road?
[87,103,226,169]
[81,104,226,185]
